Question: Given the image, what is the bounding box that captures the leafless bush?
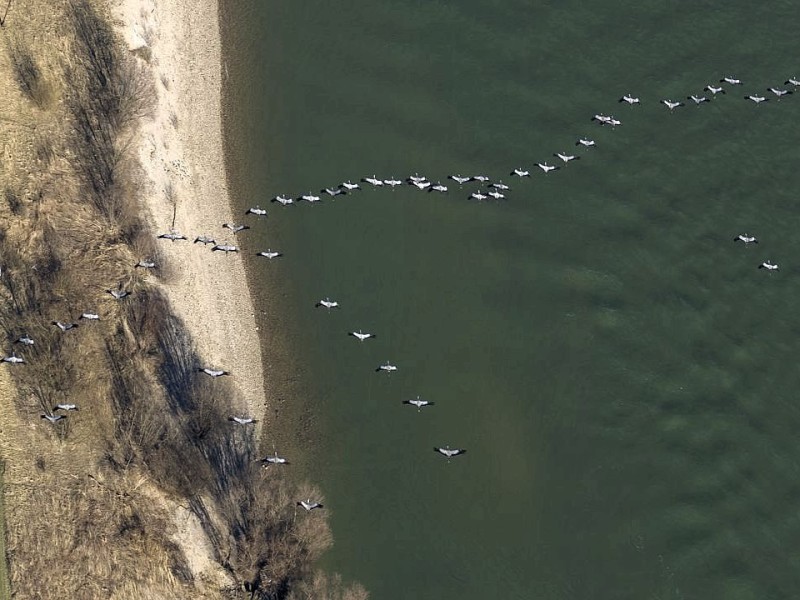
[8,40,52,109]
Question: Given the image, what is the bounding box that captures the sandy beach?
[112,0,266,423]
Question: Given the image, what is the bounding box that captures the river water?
[221,1,800,598]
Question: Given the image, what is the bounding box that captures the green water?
[221,1,800,598]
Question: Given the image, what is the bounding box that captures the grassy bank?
[0,1,364,598]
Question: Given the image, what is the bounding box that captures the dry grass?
[0,1,365,599]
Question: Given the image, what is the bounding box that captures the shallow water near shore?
[221,1,800,597]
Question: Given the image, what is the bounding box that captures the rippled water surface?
[221,2,800,598]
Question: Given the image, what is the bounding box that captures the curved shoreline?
[113,0,267,425]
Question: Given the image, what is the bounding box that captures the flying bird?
[511,169,530,177]
[403,396,434,411]
[256,250,283,260]
[619,94,640,105]
[194,235,216,245]
[299,193,321,203]
[744,95,768,104]
[341,181,360,191]
[322,187,346,197]
[106,289,130,300]
[555,153,579,163]
[376,361,398,374]
[316,298,339,310]
[734,234,758,244]
[14,335,34,346]
[537,162,560,173]
[434,446,466,461]
[429,182,448,193]
[53,404,78,411]
[487,190,505,200]
[211,243,239,253]
[758,261,779,271]
[786,78,800,87]
[661,99,685,111]
[490,182,510,191]
[246,205,267,216]
[157,231,187,242]
[1,353,24,364]
[407,173,427,184]
[576,138,596,148]
[411,180,431,190]
[471,175,490,183]
[704,84,725,95]
[470,191,488,201]
[228,416,258,425]
[767,87,792,98]
[297,499,324,511]
[687,95,710,105]
[134,259,156,269]
[260,451,289,466]
[384,178,403,188]
[271,195,294,206]
[448,175,471,185]
[52,321,78,332]
[41,414,66,424]
[198,368,230,378]
[348,330,376,342]
[223,222,250,233]
[720,76,742,85]
[362,176,384,187]
[80,312,100,320]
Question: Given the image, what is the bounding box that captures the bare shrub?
[8,41,52,109]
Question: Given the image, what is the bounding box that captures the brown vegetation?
[0,1,365,598]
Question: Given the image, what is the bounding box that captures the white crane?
[767,87,792,99]
[246,206,267,216]
[272,195,294,206]
[537,162,560,173]
[260,451,289,466]
[661,99,685,111]
[384,177,403,188]
[429,182,448,193]
[53,404,78,411]
[80,312,100,320]
[316,298,339,310]
[704,84,725,95]
[1,353,24,364]
[758,261,779,271]
[211,243,239,253]
[322,187,347,197]
[471,175,490,183]
[299,193,321,203]
[576,138,596,148]
[194,235,216,245]
[487,190,505,200]
[470,191,488,201]
[106,289,130,300]
[297,499,324,511]
[14,335,34,346]
[52,321,78,332]
[348,330,376,342]
[134,259,156,269]
[41,414,66,424]
[720,76,742,85]
[198,368,230,378]
[744,95,768,104]
[223,222,250,233]
[256,250,283,260]
[734,234,758,244]
[375,361,398,374]
[555,153,579,163]
[157,231,187,242]
[341,181,360,191]
[687,95,710,105]
[448,175,471,185]
[228,416,258,425]
[362,176,384,187]
[403,396,434,411]
[510,169,530,177]
[619,94,640,105]
[434,446,466,461]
